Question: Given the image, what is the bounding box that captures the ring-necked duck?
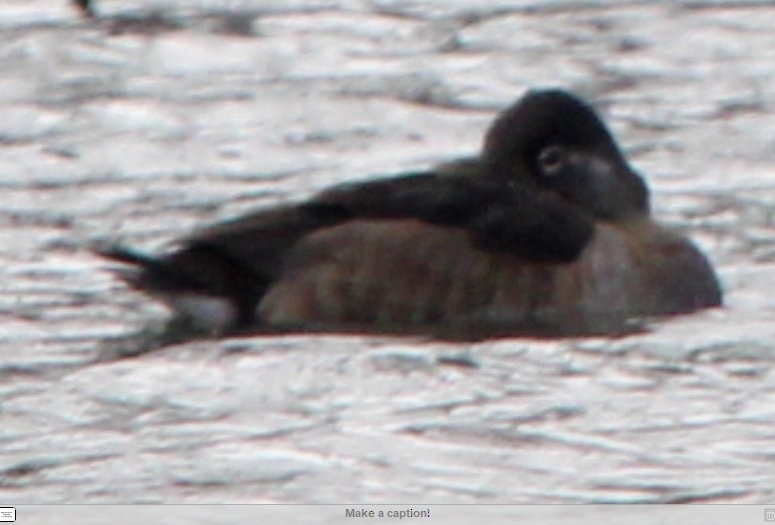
[98,89,722,338]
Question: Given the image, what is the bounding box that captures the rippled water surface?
[1,0,774,504]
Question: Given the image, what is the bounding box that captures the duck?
[98,89,722,338]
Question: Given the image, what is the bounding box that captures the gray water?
[1,0,774,504]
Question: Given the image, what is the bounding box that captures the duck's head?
[482,89,649,222]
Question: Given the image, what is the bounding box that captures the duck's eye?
[537,145,566,176]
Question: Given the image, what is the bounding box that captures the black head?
[482,89,649,221]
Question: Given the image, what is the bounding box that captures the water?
[1,0,774,503]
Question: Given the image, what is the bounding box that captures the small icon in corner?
[765,508,775,522]
[0,507,14,522]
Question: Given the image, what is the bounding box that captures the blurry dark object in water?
[72,0,94,18]
[71,0,183,35]
[97,90,722,341]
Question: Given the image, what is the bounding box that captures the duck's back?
[256,218,721,337]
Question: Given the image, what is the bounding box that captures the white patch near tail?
[166,294,238,333]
